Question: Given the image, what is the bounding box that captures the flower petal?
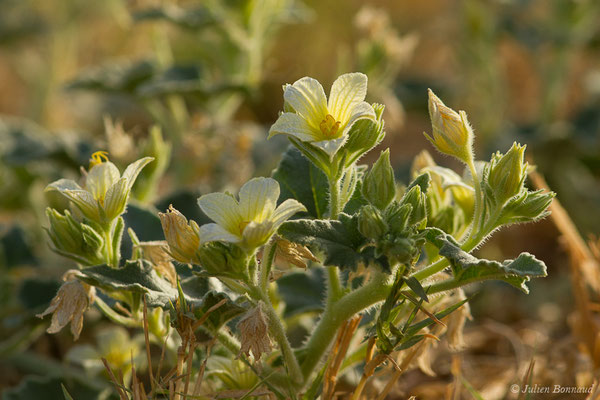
[62,190,102,222]
[103,178,128,220]
[242,221,274,248]
[312,136,347,159]
[342,101,376,133]
[238,177,280,222]
[268,112,320,142]
[197,193,242,234]
[284,77,328,129]
[271,199,306,227]
[46,179,83,193]
[328,73,368,125]
[199,223,241,244]
[122,157,154,191]
[86,162,120,201]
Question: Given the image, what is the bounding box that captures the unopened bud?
[500,189,555,225]
[362,149,396,210]
[426,90,474,164]
[400,185,427,226]
[487,142,527,205]
[159,205,200,263]
[45,208,104,266]
[342,104,386,161]
[358,205,387,240]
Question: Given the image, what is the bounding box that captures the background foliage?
[1,0,599,398]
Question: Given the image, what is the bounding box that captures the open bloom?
[46,153,153,224]
[197,177,306,249]
[268,72,376,158]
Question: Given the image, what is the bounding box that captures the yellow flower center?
[238,220,250,235]
[319,114,341,138]
[89,151,109,168]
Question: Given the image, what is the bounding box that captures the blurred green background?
[1,0,599,397]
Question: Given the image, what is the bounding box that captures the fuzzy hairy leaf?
[278,213,388,270]
[79,260,244,327]
[437,236,547,293]
[272,146,329,219]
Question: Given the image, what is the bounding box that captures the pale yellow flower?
[268,73,376,158]
[197,177,306,249]
[46,154,153,223]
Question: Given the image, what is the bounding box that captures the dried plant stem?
[323,315,363,400]
[142,297,155,395]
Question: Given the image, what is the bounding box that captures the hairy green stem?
[300,271,393,382]
[260,241,277,292]
[326,175,344,303]
[95,296,139,327]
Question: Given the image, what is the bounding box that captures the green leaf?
[278,213,388,271]
[276,268,325,317]
[404,276,429,303]
[272,146,329,219]
[79,260,244,329]
[436,236,547,293]
[61,384,74,400]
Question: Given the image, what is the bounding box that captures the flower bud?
[487,142,527,205]
[196,242,248,278]
[342,103,386,163]
[45,208,104,266]
[358,205,387,240]
[400,185,427,226]
[425,89,474,164]
[362,149,396,210]
[499,189,555,225]
[158,205,201,263]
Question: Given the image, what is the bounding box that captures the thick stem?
[103,227,115,268]
[326,175,344,303]
[328,175,341,220]
[300,271,393,381]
